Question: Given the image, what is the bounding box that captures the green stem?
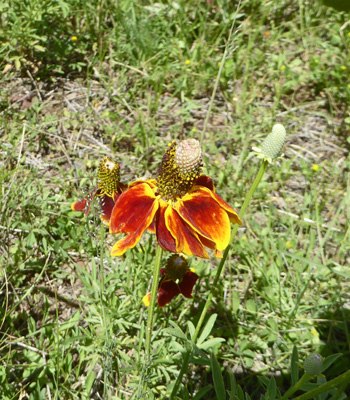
[293,370,350,400]
[145,245,163,361]
[280,374,312,400]
[170,160,268,399]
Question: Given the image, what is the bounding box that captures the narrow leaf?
[188,321,195,340]
[211,352,226,400]
[193,385,212,400]
[228,372,237,400]
[198,337,225,350]
[322,353,343,372]
[291,346,299,386]
[267,376,276,400]
[197,314,218,345]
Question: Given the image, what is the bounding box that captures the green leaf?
[291,346,299,386]
[34,45,46,52]
[211,353,226,400]
[246,299,257,313]
[228,372,236,400]
[197,313,218,345]
[163,328,187,341]
[187,321,195,340]
[267,376,276,400]
[322,353,343,373]
[198,337,225,350]
[85,370,95,395]
[193,385,212,400]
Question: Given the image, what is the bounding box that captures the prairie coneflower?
[109,139,241,258]
[72,157,126,225]
[143,255,199,308]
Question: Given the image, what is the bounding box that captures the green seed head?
[253,123,287,163]
[260,124,286,159]
[303,353,323,375]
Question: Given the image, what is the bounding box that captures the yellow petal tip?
[142,293,151,307]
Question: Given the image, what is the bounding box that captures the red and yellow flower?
[71,157,126,225]
[110,139,242,258]
[143,255,199,308]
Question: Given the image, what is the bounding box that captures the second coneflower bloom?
[110,139,242,258]
[143,255,199,308]
[72,157,126,225]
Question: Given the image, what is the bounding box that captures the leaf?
[187,321,195,340]
[211,353,226,400]
[85,370,95,395]
[34,45,46,52]
[291,346,299,386]
[246,299,257,313]
[197,313,218,345]
[198,337,225,350]
[193,386,212,400]
[163,328,187,341]
[322,353,343,373]
[228,372,237,400]
[267,376,276,400]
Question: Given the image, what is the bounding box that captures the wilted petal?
[178,270,198,299]
[177,188,232,251]
[99,193,119,225]
[158,280,181,308]
[71,188,98,215]
[195,175,214,191]
[165,206,209,258]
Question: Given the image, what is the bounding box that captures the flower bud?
[303,353,323,375]
[252,124,286,163]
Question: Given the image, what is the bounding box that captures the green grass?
[1,0,350,399]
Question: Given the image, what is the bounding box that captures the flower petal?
[195,175,214,191]
[99,193,119,225]
[71,188,98,215]
[158,280,181,308]
[176,188,232,251]
[203,187,242,225]
[178,270,198,299]
[110,198,159,256]
[142,292,151,307]
[110,182,157,234]
[164,206,209,258]
[155,200,177,253]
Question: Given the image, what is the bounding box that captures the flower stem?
[280,374,312,400]
[293,370,350,400]
[145,245,163,362]
[170,160,268,399]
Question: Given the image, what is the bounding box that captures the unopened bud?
[304,353,323,375]
[252,124,286,163]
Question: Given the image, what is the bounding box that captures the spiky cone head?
[97,157,120,197]
[157,139,203,201]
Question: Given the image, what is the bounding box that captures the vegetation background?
[0,0,349,399]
